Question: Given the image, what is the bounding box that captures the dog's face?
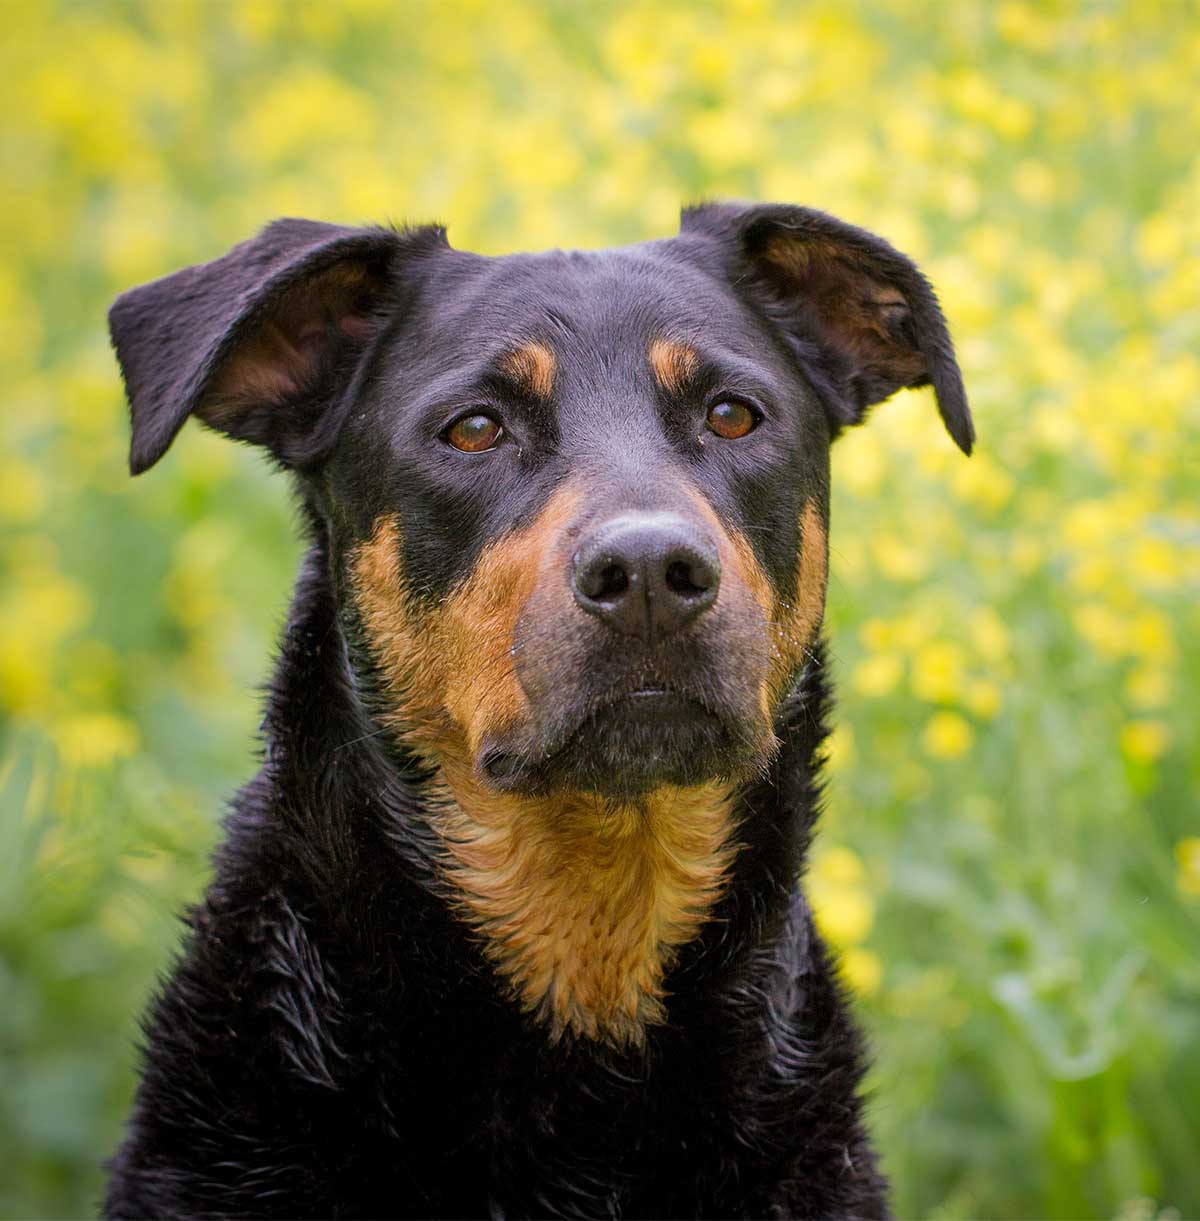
[339,243,831,801]
[112,205,971,1042]
[111,204,970,810]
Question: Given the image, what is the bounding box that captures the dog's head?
[111,203,970,1042]
[111,203,969,801]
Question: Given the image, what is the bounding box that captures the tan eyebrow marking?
[500,341,556,400]
[649,337,700,395]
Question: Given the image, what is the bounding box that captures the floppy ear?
[109,218,445,474]
[681,202,973,454]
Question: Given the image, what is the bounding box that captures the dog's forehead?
[413,241,771,375]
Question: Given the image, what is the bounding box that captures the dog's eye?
[445,413,504,453]
[706,399,759,440]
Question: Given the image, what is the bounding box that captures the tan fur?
[501,341,556,400]
[351,487,578,757]
[770,499,828,697]
[432,765,738,1046]
[347,486,826,1047]
[648,337,700,395]
[681,486,779,731]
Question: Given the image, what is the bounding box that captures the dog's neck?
[429,756,739,1047]
[263,531,830,1042]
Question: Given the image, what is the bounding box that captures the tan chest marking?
[432,764,739,1047]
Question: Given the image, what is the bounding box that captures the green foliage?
[1,1,1197,1216]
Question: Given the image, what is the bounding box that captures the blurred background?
[2,1,1197,1216]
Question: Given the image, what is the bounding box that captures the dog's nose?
[572,512,720,643]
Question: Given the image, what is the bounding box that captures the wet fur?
[103,202,971,1219]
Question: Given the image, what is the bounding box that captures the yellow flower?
[812,846,867,888]
[911,640,967,704]
[852,652,903,699]
[922,712,974,760]
[1177,839,1200,897]
[823,723,855,773]
[0,458,48,523]
[969,607,1011,664]
[53,712,139,768]
[1073,604,1129,660]
[841,948,883,998]
[1126,667,1170,709]
[812,886,874,949]
[1120,721,1171,764]
[1131,610,1177,665]
[874,534,930,582]
[837,430,886,496]
[964,679,1002,720]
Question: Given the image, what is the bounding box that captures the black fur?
[104,202,970,1219]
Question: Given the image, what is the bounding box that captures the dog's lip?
[613,686,708,713]
[603,686,708,714]
[480,684,726,787]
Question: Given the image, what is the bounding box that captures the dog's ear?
[680,202,973,454]
[109,218,445,474]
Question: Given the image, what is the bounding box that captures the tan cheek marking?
[648,337,700,396]
[501,341,556,400]
[351,488,581,759]
[432,769,738,1048]
[351,514,450,745]
[770,499,827,693]
[681,487,778,731]
[439,485,580,757]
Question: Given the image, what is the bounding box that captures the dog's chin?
[479,690,768,800]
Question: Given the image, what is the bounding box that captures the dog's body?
[104,203,970,1220]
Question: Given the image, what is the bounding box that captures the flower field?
[1,2,1197,1216]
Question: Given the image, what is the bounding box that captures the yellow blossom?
[841,948,883,997]
[852,652,904,698]
[53,713,140,768]
[922,712,974,760]
[1177,840,1200,897]
[812,886,875,949]
[1120,721,1171,764]
[911,640,967,704]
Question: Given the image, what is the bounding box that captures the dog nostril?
[665,559,712,598]
[579,560,629,602]
[595,563,628,600]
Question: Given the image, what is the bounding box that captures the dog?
[103,201,971,1220]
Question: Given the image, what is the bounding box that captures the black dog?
[104,202,970,1220]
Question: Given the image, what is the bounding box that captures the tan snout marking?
[649,337,700,395]
[352,485,579,759]
[351,489,738,1047]
[501,341,556,400]
[685,490,828,720]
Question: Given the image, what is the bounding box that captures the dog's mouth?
[479,680,766,798]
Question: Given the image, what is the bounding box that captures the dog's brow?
[648,337,701,395]
[499,341,556,401]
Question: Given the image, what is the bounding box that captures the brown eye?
[446,413,503,453]
[706,399,758,440]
